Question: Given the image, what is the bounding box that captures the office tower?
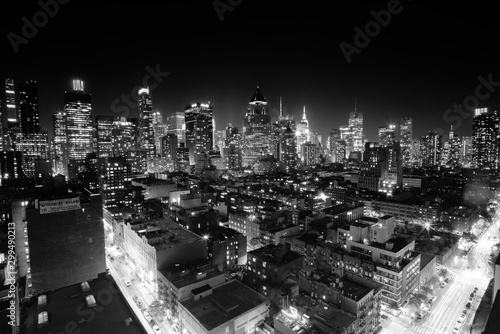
[358,142,401,194]
[166,111,186,144]
[185,102,214,166]
[112,117,137,157]
[447,125,462,167]
[14,133,49,177]
[340,124,353,157]
[52,110,66,175]
[296,106,310,159]
[3,78,19,150]
[225,124,242,170]
[329,129,341,163]
[472,107,499,169]
[0,151,23,180]
[242,87,273,165]
[277,125,297,172]
[96,115,114,158]
[138,88,155,171]
[461,136,473,167]
[400,118,413,167]
[100,156,132,209]
[17,80,40,135]
[161,133,178,169]
[420,131,443,167]
[175,143,190,172]
[64,79,93,167]
[302,142,317,166]
[349,102,364,154]
[214,129,226,154]
[152,109,167,155]
[378,124,396,146]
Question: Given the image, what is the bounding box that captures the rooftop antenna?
[279,96,283,117]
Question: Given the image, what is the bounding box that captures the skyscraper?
[329,129,343,163]
[166,111,186,144]
[17,80,40,135]
[64,79,93,169]
[340,124,353,157]
[472,107,499,169]
[447,125,462,167]
[349,103,364,154]
[378,124,396,146]
[242,87,273,166]
[185,102,214,166]
[420,131,443,167]
[302,142,317,167]
[225,123,242,170]
[400,118,413,167]
[100,156,132,209]
[52,110,66,175]
[112,117,137,157]
[96,115,114,158]
[3,78,19,150]
[138,88,155,170]
[296,106,310,160]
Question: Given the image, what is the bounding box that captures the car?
[143,311,152,322]
[468,296,474,303]
[124,279,132,287]
[459,312,467,321]
[445,277,450,283]
[474,287,479,292]
[466,302,471,309]
[440,282,446,288]
[452,324,460,334]
[152,325,162,333]
[149,319,156,326]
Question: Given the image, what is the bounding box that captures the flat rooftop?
[249,244,303,267]
[131,177,175,186]
[323,203,362,216]
[161,264,224,290]
[180,279,269,332]
[23,276,144,334]
[131,218,202,250]
[294,293,357,331]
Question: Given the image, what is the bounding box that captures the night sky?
[1,0,499,142]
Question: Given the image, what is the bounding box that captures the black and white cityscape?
[1,1,500,334]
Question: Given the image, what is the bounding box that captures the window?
[38,311,48,327]
[38,295,47,307]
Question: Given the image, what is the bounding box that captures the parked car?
[466,302,471,309]
[468,296,474,303]
[459,312,467,321]
[152,325,162,333]
[143,311,152,322]
[440,282,446,288]
[428,296,437,304]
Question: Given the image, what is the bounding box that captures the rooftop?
[129,218,203,250]
[161,263,224,290]
[23,276,144,334]
[249,244,304,267]
[180,279,269,331]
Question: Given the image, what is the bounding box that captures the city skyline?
[1,1,499,142]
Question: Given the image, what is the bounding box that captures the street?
[104,220,177,334]
[382,217,498,334]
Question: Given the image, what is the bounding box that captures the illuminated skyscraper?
[329,129,343,163]
[138,88,155,170]
[349,102,364,154]
[242,87,273,166]
[447,125,462,167]
[420,131,443,167]
[52,110,66,174]
[17,80,40,135]
[378,124,396,146]
[166,111,185,144]
[302,141,317,167]
[296,106,310,159]
[472,107,499,169]
[100,156,132,209]
[64,79,93,168]
[225,123,242,170]
[3,78,19,150]
[185,102,214,166]
[112,117,137,157]
[340,124,353,157]
[96,116,114,158]
[400,118,413,167]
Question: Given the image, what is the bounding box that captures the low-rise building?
[179,279,270,334]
